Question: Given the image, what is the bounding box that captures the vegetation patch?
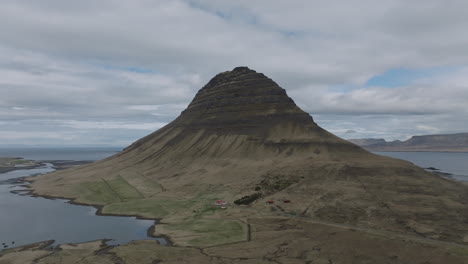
[105,176,144,201]
[258,175,296,194]
[123,174,164,197]
[74,177,146,205]
[112,240,200,263]
[166,218,247,247]
[450,247,468,256]
[75,181,121,205]
[102,197,196,218]
[234,193,262,205]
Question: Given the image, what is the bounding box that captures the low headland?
[348,133,468,152]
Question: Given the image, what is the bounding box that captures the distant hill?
[347,138,387,146]
[349,133,468,152]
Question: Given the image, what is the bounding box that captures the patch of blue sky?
[365,66,459,88]
[328,84,360,93]
[187,1,306,38]
[124,67,154,74]
[93,63,157,74]
[277,29,310,39]
[187,1,258,25]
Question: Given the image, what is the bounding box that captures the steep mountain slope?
[29,67,468,248]
[352,133,468,152]
[347,138,387,146]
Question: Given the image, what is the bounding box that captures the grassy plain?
[5,218,468,264]
[67,176,249,247]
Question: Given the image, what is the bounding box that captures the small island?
[0,157,41,173]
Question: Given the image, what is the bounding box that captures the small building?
[266,200,274,204]
[214,200,227,206]
[283,199,291,203]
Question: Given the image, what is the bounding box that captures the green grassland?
[0,157,38,168]
[74,180,121,205]
[72,176,247,247]
[73,174,168,204]
[165,218,247,247]
[105,176,144,200]
[111,240,202,263]
[102,197,196,218]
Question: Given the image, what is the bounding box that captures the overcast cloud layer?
[1,0,468,146]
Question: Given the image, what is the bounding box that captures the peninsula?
[3,67,468,264]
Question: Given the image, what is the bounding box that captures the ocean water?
[0,147,165,249]
[375,151,468,182]
[0,147,121,161]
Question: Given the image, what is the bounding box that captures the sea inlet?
[0,148,166,249]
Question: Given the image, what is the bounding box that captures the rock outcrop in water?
[27,67,468,263]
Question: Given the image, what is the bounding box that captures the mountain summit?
[180,66,311,127]
[30,67,468,248]
[125,66,363,159]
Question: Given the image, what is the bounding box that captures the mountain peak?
[232,66,255,73]
[178,67,313,131]
[198,66,261,92]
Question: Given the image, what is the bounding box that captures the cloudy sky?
[1,0,468,147]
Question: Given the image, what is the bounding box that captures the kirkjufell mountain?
[29,67,468,253]
[124,66,365,159]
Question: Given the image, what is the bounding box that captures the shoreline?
[371,150,468,153]
[1,163,173,252]
[0,238,117,259]
[0,240,55,256]
[0,162,45,174]
[13,156,468,251]
[16,177,174,246]
[0,158,92,174]
[4,154,468,258]
[4,157,468,262]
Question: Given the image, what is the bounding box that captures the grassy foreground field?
[3,217,468,264]
[67,175,250,248]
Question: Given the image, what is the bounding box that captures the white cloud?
[127,105,162,111]
[0,0,467,144]
[0,131,77,141]
[62,120,167,130]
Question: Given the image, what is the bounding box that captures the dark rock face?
[176,67,315,133]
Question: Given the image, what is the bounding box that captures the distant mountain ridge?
[349,132,468,152]
[346,138,387,146]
